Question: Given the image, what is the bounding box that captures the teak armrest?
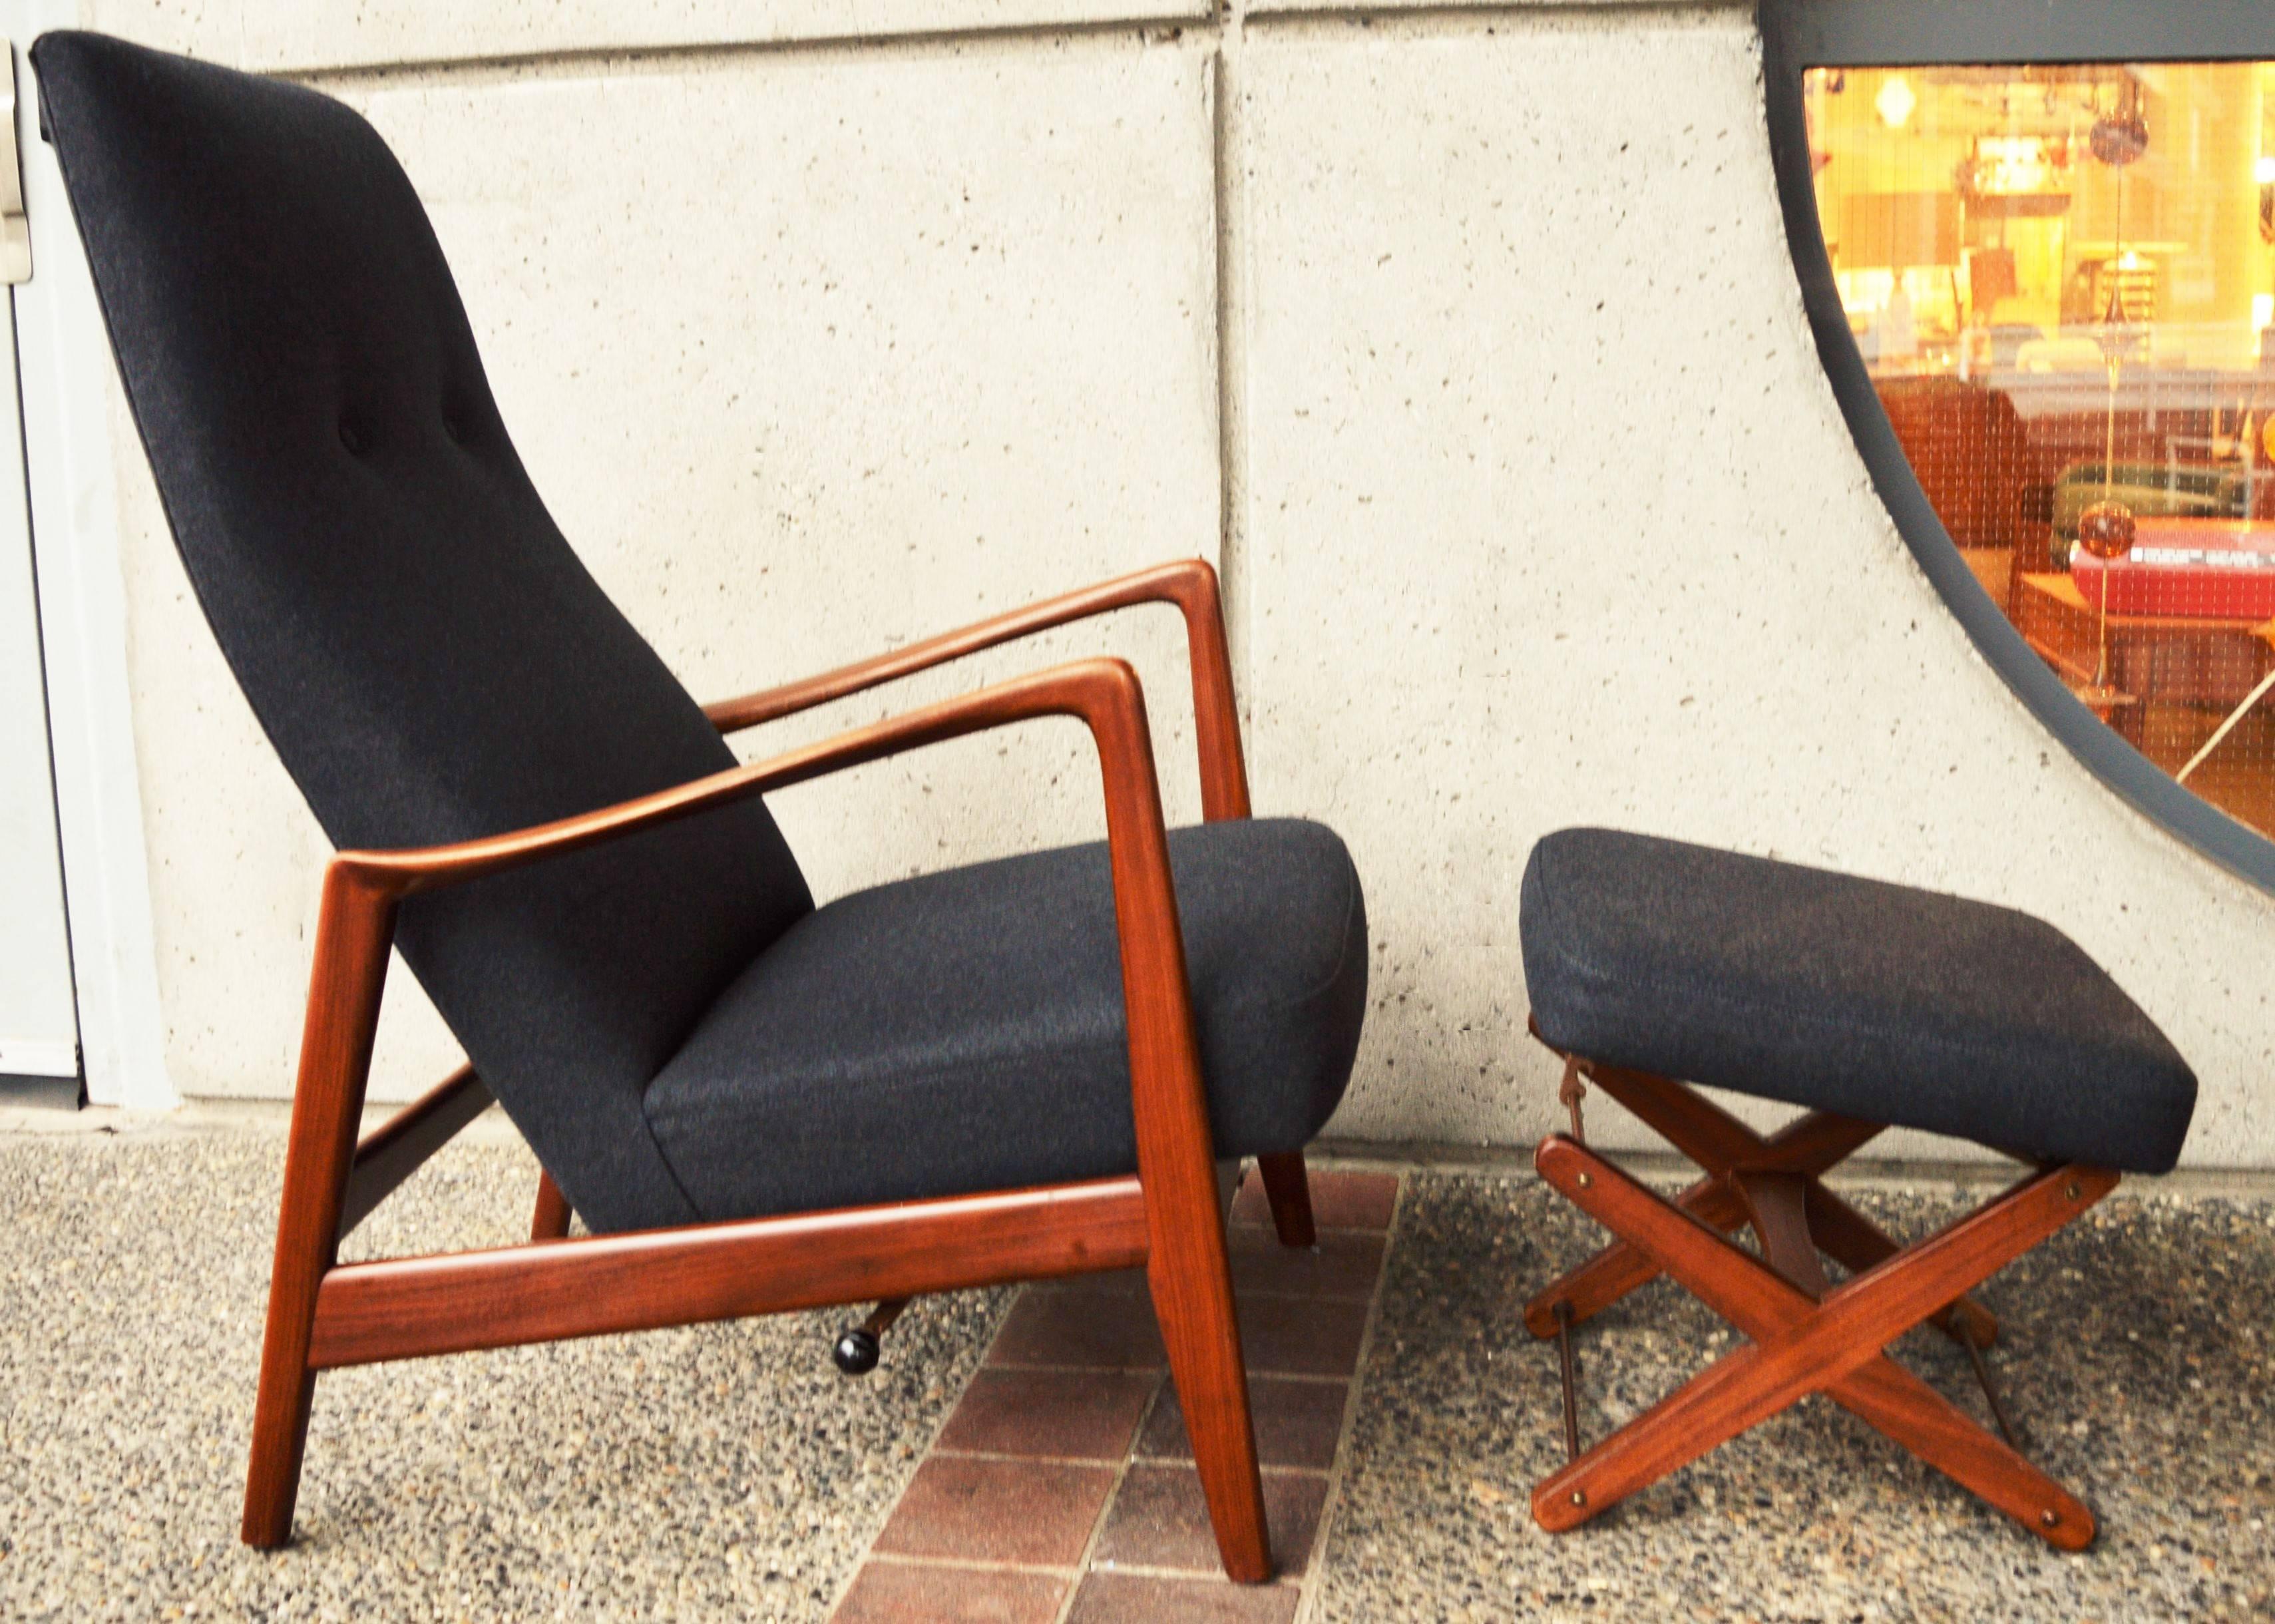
[700,557,1251,821]
[294,656,1215,1293]
[315,658,1214,1191]
[335,658,1183,900]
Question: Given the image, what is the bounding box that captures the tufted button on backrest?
[33,31,817,1233]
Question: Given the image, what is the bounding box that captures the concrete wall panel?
[83,0,1209,72]
[69,1,2275,1163]
[1241,11,2275,1162]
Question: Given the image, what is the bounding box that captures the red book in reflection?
[2069,517,2275,620]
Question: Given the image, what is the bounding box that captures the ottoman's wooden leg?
[1831,1354,2093,1547]
[1523,1174,1747,1336]
[1802,1182,2001,1348]
[1523,1084,1872,1335]
[1526,1165,1998,1347]
[1528,1135,2111,1549]
[1522,1045,1999,1348]
[1731,1169,1830,1297]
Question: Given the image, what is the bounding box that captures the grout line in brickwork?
[1047,1370,1163,1623]
[817,1285,1030,1621]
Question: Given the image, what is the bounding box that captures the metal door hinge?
[1,41,30,284]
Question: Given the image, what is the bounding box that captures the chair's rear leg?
[1254,1150,1317,1248]
[530,1171,571,1241]
[244,871,396,1549]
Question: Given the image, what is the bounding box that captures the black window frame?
[1759,0,2275,894]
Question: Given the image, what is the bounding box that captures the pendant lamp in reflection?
[2089,81,2149,168]
[2084,73,2149,696]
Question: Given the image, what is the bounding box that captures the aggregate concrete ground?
[3,1125,2269,1621]
[1,1128,1003,1621]
[1313,1172,2275,1623]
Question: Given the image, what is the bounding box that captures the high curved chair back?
[33,31,814,1231]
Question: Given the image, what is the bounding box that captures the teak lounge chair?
[32,31,1368,1582]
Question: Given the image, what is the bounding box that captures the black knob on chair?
[833,1326,882,1376]
[831,1297,911,1376]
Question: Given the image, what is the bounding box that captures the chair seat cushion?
[646,817,1368,1221]
[1519,829,2196,1173]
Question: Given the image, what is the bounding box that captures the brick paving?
[828,1169,1402,1623]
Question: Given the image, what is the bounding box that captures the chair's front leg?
[1083,660,1270,1583]
[1147,1165,1271,1581]
[242,866,398,1548]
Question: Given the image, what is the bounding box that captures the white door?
[0,34,78,1096]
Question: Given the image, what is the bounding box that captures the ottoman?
[1517,827,2196,1550]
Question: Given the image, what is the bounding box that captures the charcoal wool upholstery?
[651,818,1367,1217]
[1521,829,2195,1173]
[35,30,1367,1230]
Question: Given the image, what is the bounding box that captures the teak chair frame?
[1523,1027,2117,1552]
[243,558,1313,1584]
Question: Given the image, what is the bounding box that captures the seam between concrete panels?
[1211,11,1252,706]
[279,16,1215,90]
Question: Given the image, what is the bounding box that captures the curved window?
[1762,1,2275,891]
[1812,63,2275,834]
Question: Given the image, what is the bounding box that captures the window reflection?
[1807,63,2275,840]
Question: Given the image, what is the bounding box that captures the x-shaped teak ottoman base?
[1522,1048,2114,1550]
[1512,829,2196,1552]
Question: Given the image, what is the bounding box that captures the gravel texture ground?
[0,1129,1003,1623]
[1311,1171,2275,1623]
[5,1129,2270,1622]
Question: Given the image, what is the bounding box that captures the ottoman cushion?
[1519,828,2196,1173]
